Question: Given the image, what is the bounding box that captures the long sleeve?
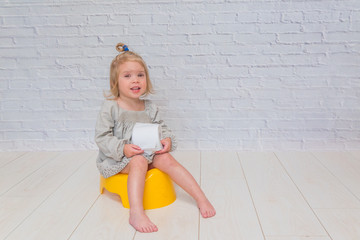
[95,101,127,161]
[148,102,177,151]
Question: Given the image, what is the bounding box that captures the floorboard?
[266,237,330,240]
[5,154,99,240]
[68,192,136,240]
[312,152,360,201]
[0,152,27,168]
[315,209,360,240]
[1,150,360,239]
[276,152,360,209]
[0,152,59,196]
[239,152,327,237]
[200,151,264,240]
[0,151,95,239]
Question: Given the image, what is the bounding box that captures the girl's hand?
[155,138,172,155]
[124,144,144,158]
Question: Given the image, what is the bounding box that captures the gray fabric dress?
[95,99,177,178]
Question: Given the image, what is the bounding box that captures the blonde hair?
[105,43,153,100]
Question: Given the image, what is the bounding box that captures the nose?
[132,76,140,83]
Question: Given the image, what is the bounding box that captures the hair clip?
[123,45,129,52]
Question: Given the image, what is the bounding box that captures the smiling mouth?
[130,87,141,93]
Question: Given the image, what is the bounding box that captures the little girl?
[95,43,215,233]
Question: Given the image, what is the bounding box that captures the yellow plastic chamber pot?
[100,168,176,210]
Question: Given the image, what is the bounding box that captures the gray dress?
[95,99,177,178]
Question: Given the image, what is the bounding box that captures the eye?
[124,74,131,78]
[138,73,145,77]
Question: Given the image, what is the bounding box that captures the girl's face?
[117,61,147,101]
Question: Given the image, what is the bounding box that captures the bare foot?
[198,199,216,218]
[129,211,158,233]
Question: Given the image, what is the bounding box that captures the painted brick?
[278,32,323,44]
[258,23,302,33]
[0,0,359,151]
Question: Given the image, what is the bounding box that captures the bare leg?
[121,155,158,233]
[152,153,216,218]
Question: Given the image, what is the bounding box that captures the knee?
[128,155,148,171]
[153,153,178,170]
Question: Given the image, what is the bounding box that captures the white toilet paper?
[131,123,162,154]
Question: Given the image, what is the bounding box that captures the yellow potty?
[100,168,176,210]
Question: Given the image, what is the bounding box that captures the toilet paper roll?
[131,123,162,154]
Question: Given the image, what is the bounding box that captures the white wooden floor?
[1,151,360,240]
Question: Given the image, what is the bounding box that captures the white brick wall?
[0,0,359,151]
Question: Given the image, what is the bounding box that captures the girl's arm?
[95,101,128,161]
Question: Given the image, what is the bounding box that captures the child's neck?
[117,97,145,111]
